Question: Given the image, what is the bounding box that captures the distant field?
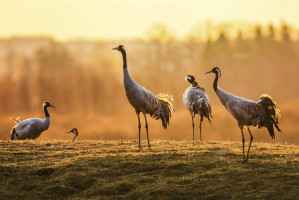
[0,140,298,199]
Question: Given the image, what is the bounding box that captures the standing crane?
[67,128,78,141]
[113,45,174,149]
[183,75,212,141]
[11,102,55,140]
[206,67,281,162]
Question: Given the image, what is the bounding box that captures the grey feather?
[14,118,50,140]
[123,64,173,128]
[183,86,212,121]
[216,86,279,133]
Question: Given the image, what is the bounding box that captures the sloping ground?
[0,140,298,199]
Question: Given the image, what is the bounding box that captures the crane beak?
[205,70,213,74]
[112,47,118,50]
[49,104,56,108]
[66,130,72,133]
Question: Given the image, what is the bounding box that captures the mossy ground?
[0,140,298,199]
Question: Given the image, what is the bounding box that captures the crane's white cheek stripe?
[216,68,221,78]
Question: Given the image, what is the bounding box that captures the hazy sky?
[0,0,298,40]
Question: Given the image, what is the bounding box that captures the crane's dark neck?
[191,81,199,87]
[213,72,219,91]
[43,106,50,118]
[120,49,127,69]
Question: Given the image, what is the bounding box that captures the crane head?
[67,128,78,136]
[205,67,221,78]
[43,101,55,108]
[112,45,126,52]
[185,75,195,83]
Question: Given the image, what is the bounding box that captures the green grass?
[0,140,298,199]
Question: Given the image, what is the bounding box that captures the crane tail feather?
[266,124,275,139]
[258,94,281,139]
[207,115,212,124]
[205,105,212,124]
[10,117,20,124]
[159,100,171,129]
[156,93,174,129]
[196,103,212,124]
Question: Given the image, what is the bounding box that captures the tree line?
[0,22,297,117]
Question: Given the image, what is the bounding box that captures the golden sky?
[0,0,298,40]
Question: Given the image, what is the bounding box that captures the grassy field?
[0,140,298,200]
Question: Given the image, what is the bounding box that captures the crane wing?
[183,87,211,119]
[15,118,45,138]
[15,119,34,136]
[227,99,262,126]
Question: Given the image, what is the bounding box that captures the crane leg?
[144,114,151,149]
[191,115,195,142]
[136,113,141,148]
[199,116,203,142]
[245,127,254,161]
[241,128,245,161]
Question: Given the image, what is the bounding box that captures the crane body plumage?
[113,45,173,148]
[183,75,211,141]
[216,87,264,128]
[206,67,281,162]
[124,68,159,115]
[13,118,50,140]
[11,102,55,140]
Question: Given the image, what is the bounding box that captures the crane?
[113,45,174,149]
[183,75,212,141]
[67,128,78,141]
[11,102,55,140]
[206,67,281,162]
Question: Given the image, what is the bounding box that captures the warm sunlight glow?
[0,0,299,40]
[1,2,298,199]
[0,1,298,143]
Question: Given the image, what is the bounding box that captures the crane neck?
[191,81,199,87]
[213,73,219,91]
[120,49,127,69]
[43,106,50,118]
